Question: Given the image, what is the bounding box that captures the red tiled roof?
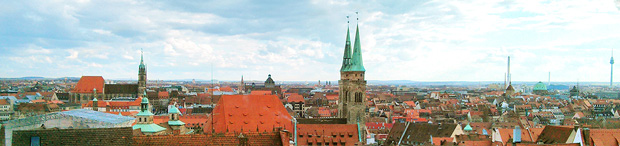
[154,115,209,128]
[326,95,339,101]
[296,124,360,146]
[250,90,272,95]
[587,129,620,146]
[318,108,331,117]
[158,91,169,99]
[287,94,304,103]
[133,131,288,146]
[205,95,292,133]
[30,99,46,103]
[72,76,104,93]
[365,122,394,130]
[220,86,233,92]
[0,99,9,105]
[47,100,64,104]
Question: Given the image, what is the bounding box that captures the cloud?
[0,0,619,82]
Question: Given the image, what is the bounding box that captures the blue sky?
[1,0,620,82]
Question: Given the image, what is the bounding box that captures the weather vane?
[356,11,359,21]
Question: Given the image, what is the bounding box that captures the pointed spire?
[139,48,146,69]
[340,16,352,72]
[349,12,366,72]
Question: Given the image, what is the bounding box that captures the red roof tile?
[326,95,339,101]
[205,95,292,133]
[250,90,272,95]
[153,115,209,128]
[72,76,104,93]
[287,94,305,103]
[587,129,620,146]
[158,91,169,99]
[296,124,360,146]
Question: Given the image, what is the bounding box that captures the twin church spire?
[340,14,365,72]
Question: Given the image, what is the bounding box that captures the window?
[31,136,40,146]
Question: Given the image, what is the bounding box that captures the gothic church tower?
[338,17,367,142]
[138,49,147,93]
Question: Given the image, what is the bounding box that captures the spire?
[139,48,146,69]
[340,16,352,72]
[349,12,366,72]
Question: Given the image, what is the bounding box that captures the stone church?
[69,50,148,104]
[338,21,368,143]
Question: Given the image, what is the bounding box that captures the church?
[294,16,368,146]
[69,50,148,104]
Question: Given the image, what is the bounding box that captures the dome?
[533,81,547,91]
[265,74,275,84]
[141,96,149,103]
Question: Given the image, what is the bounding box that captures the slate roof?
[104,84,139,94]
[12,127,133,146]
[536,126,575,144]
[385,123,457,145]
[61,109,135,124]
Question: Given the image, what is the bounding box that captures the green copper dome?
[533,81,547,91]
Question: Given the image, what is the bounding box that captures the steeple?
[139,49,145,69]
[349,15,365,72]
[138,49,147,93]
[340,16,352,72]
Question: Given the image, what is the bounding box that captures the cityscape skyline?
[2,1,620,82]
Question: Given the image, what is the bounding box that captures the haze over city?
[2,0,620,82]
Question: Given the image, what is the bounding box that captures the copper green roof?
[168,120,185,126]
[533,81,547,91]
[169,106,181,114]
[349,24,365,72]
[132,123,165,133]
[136,110,154,116]
[340,27,352,72]
[464,124,472,131]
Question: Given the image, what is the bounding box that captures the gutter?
[293,117,297,146]
[398,122,411,145]
[357,121,363,143]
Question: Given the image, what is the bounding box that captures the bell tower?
[138,49,147,93]
[338,14,367,143]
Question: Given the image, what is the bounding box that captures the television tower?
[612,49,615,88]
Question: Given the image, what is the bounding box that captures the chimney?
[583,128,590,146]
[513,126,521,143]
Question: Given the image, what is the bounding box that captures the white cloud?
[1,0,619,82]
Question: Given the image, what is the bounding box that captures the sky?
[2,0,620,82]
